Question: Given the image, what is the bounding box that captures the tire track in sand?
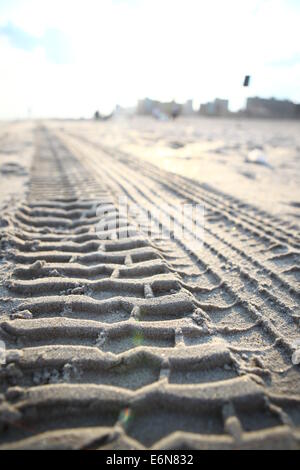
[0,125,299,450]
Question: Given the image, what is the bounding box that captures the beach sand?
[0,118,299,450]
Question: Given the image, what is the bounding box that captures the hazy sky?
[0,0,300,118]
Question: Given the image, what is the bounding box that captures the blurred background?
[0,0,300,119]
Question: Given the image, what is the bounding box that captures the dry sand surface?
[58,116,300,224]
[0,118,299,450]
[0,122,34,209]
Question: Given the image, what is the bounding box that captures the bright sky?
[0,0,300,118]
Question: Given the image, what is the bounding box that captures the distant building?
[114,104,135,116]
[182,99,194,115]
[199,98,229,116]
[137,98,194,118]
[137,98,158,115]
[295,104,300,119]
[246,97,298,119]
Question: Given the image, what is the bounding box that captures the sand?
[0,119,299,450]
[0,121,34,210]
[56,116,300,224]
